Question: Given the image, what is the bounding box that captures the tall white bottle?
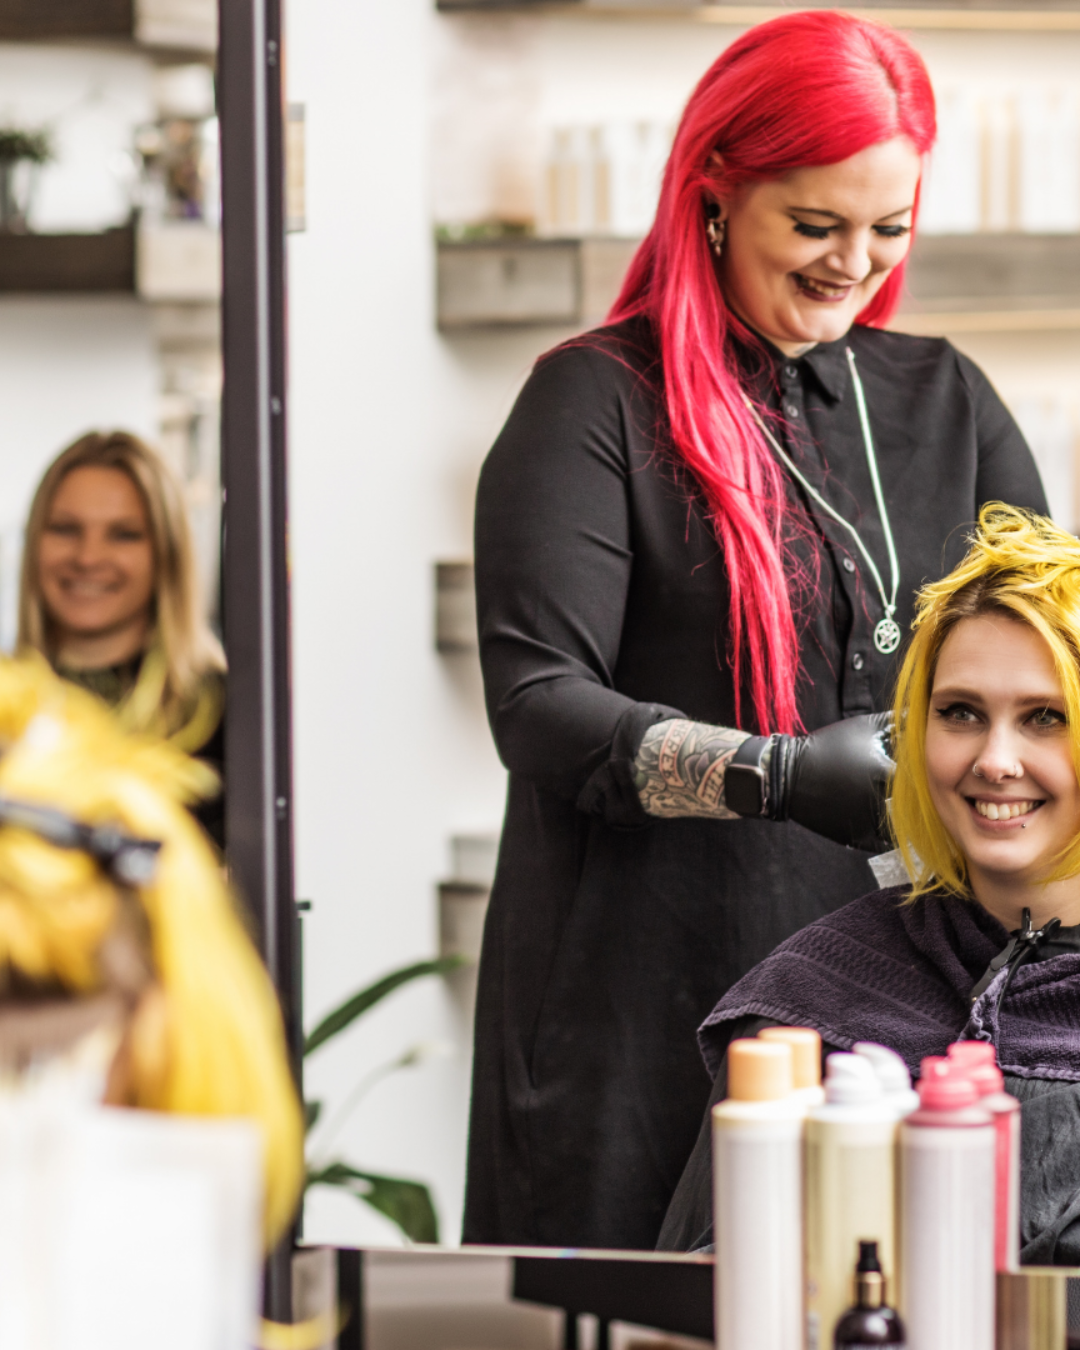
[805,1054,898,1350]
[713,1038,804,1350]
[948,1042,1022,1272]
[899,1062,995,1350]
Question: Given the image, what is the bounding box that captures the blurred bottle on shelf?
[134,64,219,227]
[539,119,672,238]
[921,82,1080,235]
[1010,395,1078,533]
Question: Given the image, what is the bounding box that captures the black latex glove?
[725,712,894,852]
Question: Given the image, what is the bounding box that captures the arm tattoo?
[634,719,751,820]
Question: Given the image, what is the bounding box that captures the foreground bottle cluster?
[713,1031,1016,1350]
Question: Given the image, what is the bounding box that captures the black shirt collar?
[799,335,850,402]
[730,325,851,403]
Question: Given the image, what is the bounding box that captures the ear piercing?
[705,207,726,259]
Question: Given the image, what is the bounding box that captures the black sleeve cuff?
[575,701,684,828]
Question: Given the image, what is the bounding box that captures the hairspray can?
[899,1061,995,1350]
[947,1042,1021,1271]
[805,1054,898,1350]
[713,1038,804,1350]
[759,1026,825,1107]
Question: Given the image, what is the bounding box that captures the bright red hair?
[607,10,936,734]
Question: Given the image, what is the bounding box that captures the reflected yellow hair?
[0,656,301,1244]
[892,504,1080,899]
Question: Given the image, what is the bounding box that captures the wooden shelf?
[436,2,1080,31]
[436,231,1080,332]
[0,0,216,53]
[892,309,1080,333]
[0,226,134,292]
[437,236,637,329]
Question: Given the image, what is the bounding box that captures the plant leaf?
[303,956,464,1057]
[306,1162,439,1244]
[304,1100,322,1133]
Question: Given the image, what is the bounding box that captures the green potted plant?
[0,129,52,233]
[303,955,464,1243]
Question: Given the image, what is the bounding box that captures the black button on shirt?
[467,315,1047,1253]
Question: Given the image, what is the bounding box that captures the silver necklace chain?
[742,346,901,656]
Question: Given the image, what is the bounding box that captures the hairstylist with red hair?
[466,10,1046,1250]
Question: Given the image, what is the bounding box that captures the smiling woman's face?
[924,612,1080,923]
[715,137,922,355]
[38,465,155,660]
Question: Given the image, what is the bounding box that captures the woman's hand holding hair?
[727,713,894,851]
[635,713,894,851]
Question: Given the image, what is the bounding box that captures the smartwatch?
[723,735,774,817]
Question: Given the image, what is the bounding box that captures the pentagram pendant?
[874,617,901,655]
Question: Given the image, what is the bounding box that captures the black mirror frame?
[218,0,297,1320]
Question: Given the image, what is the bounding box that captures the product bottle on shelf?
[947,1042,1021,1271]
[805,1053,898,1350]
[833,1240,907,1348]
[712,1038,804,1350]
[853,1042,920,1118]
[759,1025,825,1106]
[899,1061,995,1350]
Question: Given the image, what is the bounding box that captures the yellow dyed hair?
[891,504,1080,899]
[0,656,302,1244]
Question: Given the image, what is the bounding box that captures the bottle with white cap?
[899,1060,995,1350]
[854,1042,921,1118]
[713,1038,804,1350]
[759,1026,825,1106]
[805,1053,898,1350]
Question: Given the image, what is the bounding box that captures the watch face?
[724,763,765,818]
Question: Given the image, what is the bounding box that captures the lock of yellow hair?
[0,655,302,1245]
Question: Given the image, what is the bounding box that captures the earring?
[705,212,726,259]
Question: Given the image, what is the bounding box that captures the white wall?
[0,44,161,647]
[0,297,158,649]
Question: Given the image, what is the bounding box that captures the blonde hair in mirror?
[17,431,226,748]
[891,503,1080,900]
[0,657,302,1244]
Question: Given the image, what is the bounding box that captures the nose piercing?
[972,762,1022,780]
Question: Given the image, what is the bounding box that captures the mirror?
[286,0,1080,1264]
[0,6,223,830]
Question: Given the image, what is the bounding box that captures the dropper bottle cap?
[758,1026,822,1091]
[727,1039,794,1101]
[854,1240,885,1310]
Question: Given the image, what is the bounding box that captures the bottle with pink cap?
[948,1041,1021,1272]
[898,1058,995,1350]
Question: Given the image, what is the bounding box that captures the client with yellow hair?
[659,504,1080,1263]
[0,656,301,1245]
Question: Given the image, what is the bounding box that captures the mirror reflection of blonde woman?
[18,431,226,843]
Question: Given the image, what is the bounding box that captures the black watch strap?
[723,735,774,817]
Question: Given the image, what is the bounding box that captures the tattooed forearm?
[634,719,753,820]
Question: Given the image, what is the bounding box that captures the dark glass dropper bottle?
[832,1241,906,1348]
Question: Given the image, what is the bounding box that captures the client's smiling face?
[925,612,1080,927]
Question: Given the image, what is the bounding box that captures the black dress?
[464,316,1047,1251]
